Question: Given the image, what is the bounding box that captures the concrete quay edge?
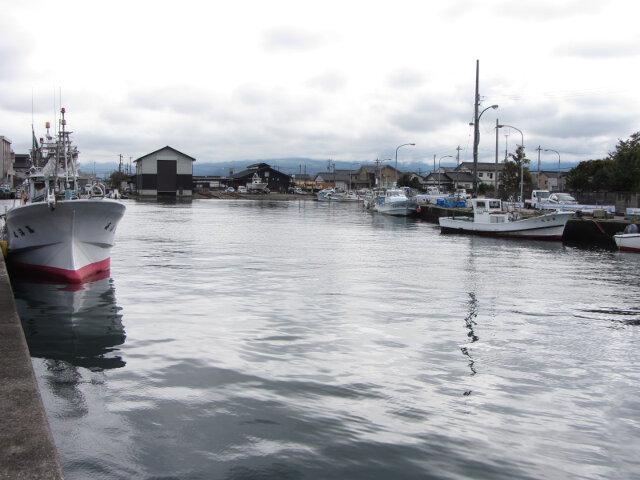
[0,255,64,480]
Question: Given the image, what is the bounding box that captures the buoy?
[416,206,421,214]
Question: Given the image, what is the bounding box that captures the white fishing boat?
[614,224,640,252]
[438,198,573,240]
[615,234,640,252]
[246,172,269,192]
[316,188,344,201]
[339,191,360,202]
[3,108,125,283]
[372,188,419,216]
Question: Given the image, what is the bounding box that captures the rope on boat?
[591,219,607,235]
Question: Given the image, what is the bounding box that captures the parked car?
[454,188,470,199]
[547,193,577,204]
[226,187,235,192]
[524,189,551,209]
[237,186,247,194]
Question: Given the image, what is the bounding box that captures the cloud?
[494,0,602,21]
[306,71,348,93]
[388,95,471,133]
[0,20,31,82]
[386,69,427,90]
[555,39,640,59]
[262,27,327,51]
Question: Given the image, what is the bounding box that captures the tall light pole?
[471,104,498,196]
[395,143,415,186]
[439,155,453,192]
[494,119,499,194]
[497,124,524,202]
[544,149,561,191]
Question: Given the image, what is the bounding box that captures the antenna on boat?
[52,87,56,137]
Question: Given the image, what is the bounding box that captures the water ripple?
[13,199,640,480]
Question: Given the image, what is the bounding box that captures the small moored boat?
[614,224,640,252]
[438,198,573,240]
[372,188,418,216]
[316,188,344,201]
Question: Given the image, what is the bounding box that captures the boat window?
[476,201,485,208]
[489,200,501,208]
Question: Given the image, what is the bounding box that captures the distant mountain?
[80,158,577,179]
[78,162,125,177]
[193,158,578,177]
[192,158,365,177]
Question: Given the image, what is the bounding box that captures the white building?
[0,136,15,187]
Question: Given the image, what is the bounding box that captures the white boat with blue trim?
[372,188,419,216]
[438,198,573,240]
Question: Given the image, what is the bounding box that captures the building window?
[479,172,484,177]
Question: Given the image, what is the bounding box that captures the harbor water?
[8,199,640,479]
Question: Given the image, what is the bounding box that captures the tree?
[478,183,495,196]
[499,145,532,199]
[109,170,128,188]
[607,132,640,192]
[566,131,640,192]
[566,159,612,191]
[397,173,421,190]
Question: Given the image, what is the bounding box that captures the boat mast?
[60,107,69,189]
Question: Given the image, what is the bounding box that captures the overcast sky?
[1,0,638,171]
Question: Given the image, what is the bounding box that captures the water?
[8,199,640,479]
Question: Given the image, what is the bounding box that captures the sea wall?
[0,256,65,479]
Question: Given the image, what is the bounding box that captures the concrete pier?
[0,256,64,479]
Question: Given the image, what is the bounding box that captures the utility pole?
[456,145,463,167]
[472,59,480,196]
[118,154,123,173]
[495,119,499,193]
[535,146,542,189]
[504,133,509,161]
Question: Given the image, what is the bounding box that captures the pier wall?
[576,191,640,214]
[0,256,64,479]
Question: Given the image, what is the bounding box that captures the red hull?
[619,246,640,253]
[10,258,111,284]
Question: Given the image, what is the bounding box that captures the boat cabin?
[471,198,516,224]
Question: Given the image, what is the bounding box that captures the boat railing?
[87,183,107,198]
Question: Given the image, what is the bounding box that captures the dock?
[0,255,64,479]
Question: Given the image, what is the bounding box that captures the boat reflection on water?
[13,274,126,370]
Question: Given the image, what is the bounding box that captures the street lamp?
[497,124,524,202]
[438,155,453,192]
[471,104,498,196]
[543,149,561,192]
[494,119,499,193]
[395,143,415,185]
